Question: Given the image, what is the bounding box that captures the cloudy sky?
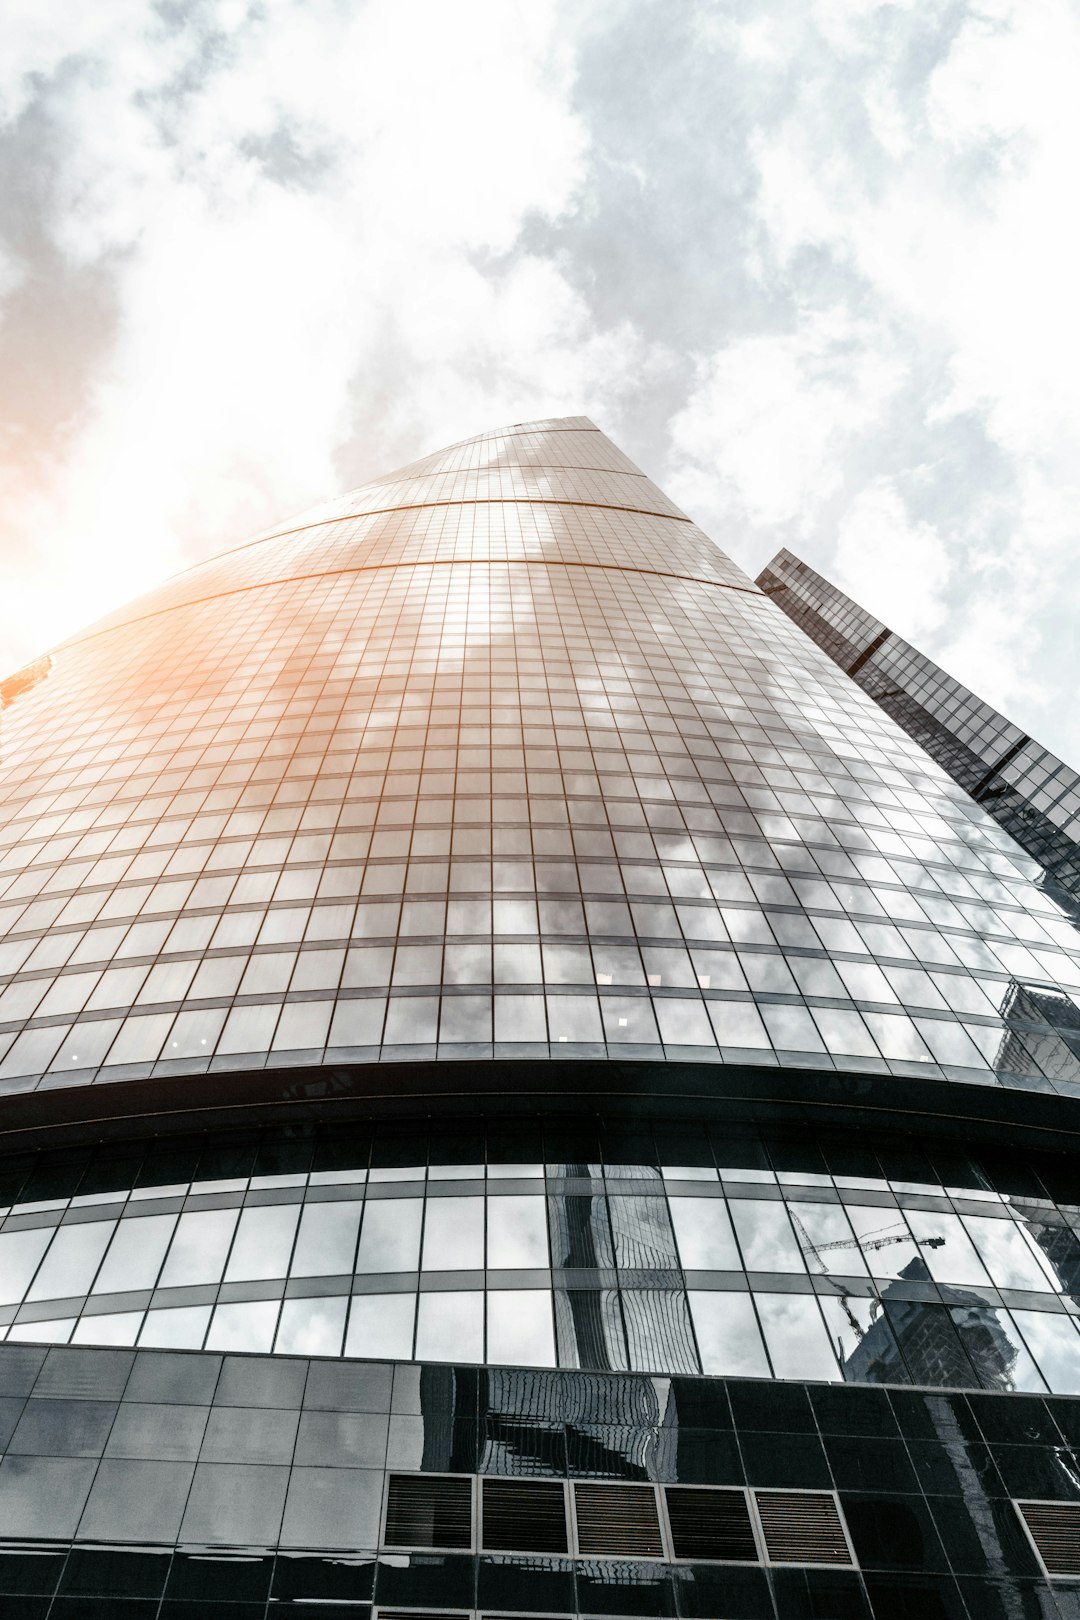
[2,0,1078,762]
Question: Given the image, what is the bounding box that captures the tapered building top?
[1,417,1079,1140]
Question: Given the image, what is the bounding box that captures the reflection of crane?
[805,1226,946,1259]
[788,1211,944,1350]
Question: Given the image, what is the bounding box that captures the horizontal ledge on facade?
[2,1054,1080,1160]
[57,548,761,653]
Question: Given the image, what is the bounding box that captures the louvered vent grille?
[1018,1502,1080,1575]
[665,1486,757,1561]
[755,1491,852,1565]
[482,1478,568,1552]
[383,1474,473,1549]
[378,1612,471,1619]
[573,1483,663,1558]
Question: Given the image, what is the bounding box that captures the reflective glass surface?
[759,546,1080,902]
[1,420,1079,1110]
[0,1336,1073,1616]
[1,1118,1078,1396]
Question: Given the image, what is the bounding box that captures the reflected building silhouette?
[842,1257,1023,1391]
[996,978,1080,1091]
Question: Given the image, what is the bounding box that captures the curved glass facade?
[1,420,1080,1104]
[2,1118,1080,1396]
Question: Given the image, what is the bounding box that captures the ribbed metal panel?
[378,1612,470,1619]
[482,1477,569,1552]
[665,1485,757,1561]
[754,1491,852,1565]
[573,1482,663,1557]
[1018,1502,1080,1575]
[383,1474,473,1550]
[377,1611,471,1619]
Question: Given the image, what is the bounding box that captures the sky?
[1,0,1079,764]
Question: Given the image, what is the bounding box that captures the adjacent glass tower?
[757,546,1080,902]
[2,419,1080,1614]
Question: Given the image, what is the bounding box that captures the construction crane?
[787,1211,944,1349]
[803,1224,945,1259]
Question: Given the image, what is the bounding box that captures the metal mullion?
[412,1179,429,1362]
[653,1481,674,1563]
[567,1478,581,1558]
[746,1484,769,1568]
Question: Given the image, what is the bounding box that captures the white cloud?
[0,0,658,665]
[732,0,1080,755]
[665,308,905,532]
[833,480,951,641]
[2,0,1079,770]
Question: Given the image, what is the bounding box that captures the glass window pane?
[905,1211,990,1286]
[546,994,602,1042]
[421,1197,484,1271]
[0,1228,52,1305]
[729,1202,804,1272]
[205,1300,281,1352]
[217,1004,281,1056]
[623,1288,699,1374]
[72,1310,144,1346]
[708,1002,771,1049]
[820,1294,909,1385]
[608,1196,679,1270]
[7,1316,75,1343]
[272,1000,332,1052]
[961,1215,1058,1292]
[414,1291,483,1362]
[438,995,491,1043]
[882,1299,975,1387]
[93,1215,177,1294]
[356,1199,422,1272]
[688,1291,769,1376]
[553,1288,627,1371]
[655,998,714,1046]
[669,1198,740,1270]
[756,1294,841,1381]
[494,994,547,1042]
[290,1202,363,1277]
[949,1304,1047,1393]
[844,1205,920,1279]
[384,997,437,1044]
[1012,1310,1080,1394]
[600,997,659,1044]
[138,1306,211,1349]
[487,1196,549,1269]
[548,1194,614,1270]
[327,998,386,1047]
[786,1203,868,1277]
[344,1292,415,1359]
[274,1297,347,1356]
[27,1221,116,1301]
[159,1209,239,1287]
[487,1290,556,1366]
[224,1205,301,1282]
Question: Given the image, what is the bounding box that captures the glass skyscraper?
[1,419,1079,1614]
[757,546,1080,903]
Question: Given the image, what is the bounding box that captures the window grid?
[0,1119,1078,1395]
